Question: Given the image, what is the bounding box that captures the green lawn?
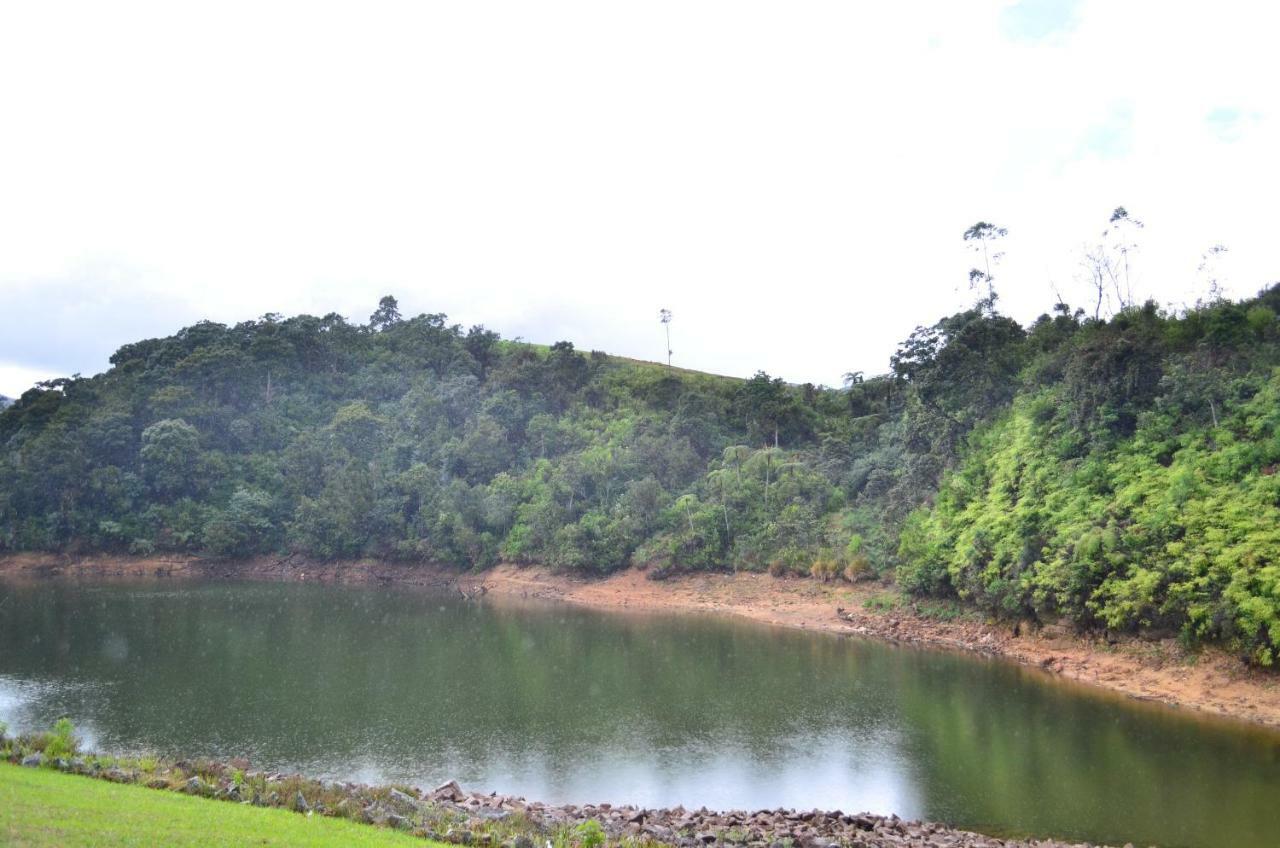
[0,763,434,847]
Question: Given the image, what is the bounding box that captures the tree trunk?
[764,447,771,509]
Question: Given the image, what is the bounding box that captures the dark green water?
[0,580,1277,847]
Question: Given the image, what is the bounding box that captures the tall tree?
[963,221,1007,311]
[464,325,501,380]
[1103,206,1143,310]
[369,295,402,331]
[139,419,202,500]
[659,308,673,367]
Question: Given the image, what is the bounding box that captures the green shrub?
[45,718,79,759]
[573,819,605,848]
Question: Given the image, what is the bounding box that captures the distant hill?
[0,395,11,409]
[3,287,1280,662]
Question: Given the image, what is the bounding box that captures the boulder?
[20,753,43,768]
[444,827,474,845]
[432,779,466,802]
[388,788,420,813]
[472,807,511,821]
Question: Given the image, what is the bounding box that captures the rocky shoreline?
[7,751,1114,848]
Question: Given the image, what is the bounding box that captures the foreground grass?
[0,763,434,848]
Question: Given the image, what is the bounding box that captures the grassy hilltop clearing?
[3,286,1280,663]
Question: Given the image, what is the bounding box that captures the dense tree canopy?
[3,284,1279,662]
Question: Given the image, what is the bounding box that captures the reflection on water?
[0,579,1277,848]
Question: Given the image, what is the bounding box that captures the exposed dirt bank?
[2,552,1279,732]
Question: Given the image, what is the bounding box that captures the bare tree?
[1078,244,1115,321]
[1103,207,1144,310]
[1076,206,1143,321]
[963,222,1008,311]
[658,308,673,367]
[1197,244,1230,303]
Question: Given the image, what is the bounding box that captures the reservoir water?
[0,579,1277,847]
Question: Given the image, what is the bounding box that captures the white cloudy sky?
[1,0,1277,397]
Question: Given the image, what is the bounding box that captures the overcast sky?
[1,0,1277,397]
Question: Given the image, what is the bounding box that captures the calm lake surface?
[0,580,1277,847]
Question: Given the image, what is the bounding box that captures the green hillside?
[3,287,1279,662]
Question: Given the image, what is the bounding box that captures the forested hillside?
[3,287,1279,661]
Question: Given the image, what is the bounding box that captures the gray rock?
[644,824,675,841]
[472,807,511,821]
[20,753,43,767]
[432,779,466,802]
[388,788,420,814]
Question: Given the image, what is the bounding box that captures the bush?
[843,556,874,582]
[809,556,839,582]
[48,718,78,758]
[573,820,605,848]
[24,718,81,759]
